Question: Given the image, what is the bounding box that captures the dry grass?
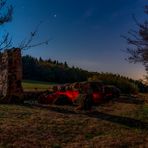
[0,94,148,147]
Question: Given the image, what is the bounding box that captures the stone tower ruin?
[0,48,23,102]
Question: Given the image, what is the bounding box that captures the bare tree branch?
[0,1,49,51]
[0,1,13,25]
[0,33,12,51]
[0,0,13,51]
[18,22,51,50]
[123,7,148,72]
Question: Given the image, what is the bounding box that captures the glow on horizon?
[6,0,148,80]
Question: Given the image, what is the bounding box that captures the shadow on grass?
[36,104,148,130]
[114,95,144,105]
[87,111,148,130]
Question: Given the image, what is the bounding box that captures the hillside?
[22,55,88,84]
[0,94,148,147]
[22,55,148,93]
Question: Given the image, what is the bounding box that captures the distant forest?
[22,55,148,93]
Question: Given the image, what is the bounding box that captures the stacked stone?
[0,50,9,96]
[0,48,23,103]
[0,53,1,95]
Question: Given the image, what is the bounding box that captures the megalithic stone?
[0,48,23,103]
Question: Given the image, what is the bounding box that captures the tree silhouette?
[0,0,13,50]
[0,1,49,51]
[123,5,148,74]
[18,22,49,50]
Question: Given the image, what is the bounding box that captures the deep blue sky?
[3,0,147,79]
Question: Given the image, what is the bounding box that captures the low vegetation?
[22,80,55,91]
[0,94,148,147]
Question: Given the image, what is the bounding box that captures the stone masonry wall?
[0,48,23,98]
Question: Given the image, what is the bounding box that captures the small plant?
[140,105,148,120]
[52,143,61,148]
[85,133,94,140]
[85,131,104,140]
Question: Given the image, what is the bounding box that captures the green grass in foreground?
[22,80,56,91]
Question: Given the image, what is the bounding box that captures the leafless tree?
[123,5,148,74]
[0,0,49,51]
[18,22,50,50]
[0,0,13,51]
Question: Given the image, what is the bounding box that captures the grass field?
[22,80,56,91]
[0,94,148,147]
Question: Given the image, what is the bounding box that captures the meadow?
[22,80,55,91]
[0,93,148,147]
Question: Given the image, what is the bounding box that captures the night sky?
[3,0,147,80]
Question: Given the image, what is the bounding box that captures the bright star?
[53,14,57,18]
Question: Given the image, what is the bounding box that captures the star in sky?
[7,0,147,80]
[53,14,57,18]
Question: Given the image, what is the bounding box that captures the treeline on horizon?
[22,55,148,93]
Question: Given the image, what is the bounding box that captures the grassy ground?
[22,80,56,91]
[0,94,148,147]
